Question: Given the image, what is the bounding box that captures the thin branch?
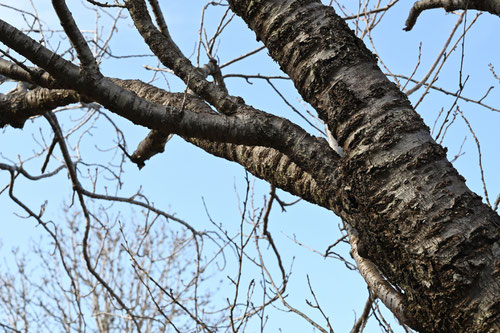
[393,74,499,112]
[305,275,334,332]
[43,111,142,332]
[220,45,266,69]
[404,0,500,31]
[351,294,374,333]
[343,0,400,20]
[405,11,464,95]
[456,107,491,206]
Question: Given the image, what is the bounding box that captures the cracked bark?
[227,0,500,331]
[117,80,329,208]
[0,76,329,212]
[0,87,82,128]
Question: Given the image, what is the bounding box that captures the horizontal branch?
[0,87,82,128]
[404,0,500,31]
[0,55,335,211]
[0,58,57,88]
[0,18,340,184]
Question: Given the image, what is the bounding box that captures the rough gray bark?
[0,87,81,128]
[227,0,500,332]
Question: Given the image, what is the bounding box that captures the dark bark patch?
[327,80,365,123]
[404,142,447,171]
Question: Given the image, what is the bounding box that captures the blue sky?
[1,1,499,332]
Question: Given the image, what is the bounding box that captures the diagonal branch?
[51,0,100,74]
[0,58,57,88]
[125,0,240,115]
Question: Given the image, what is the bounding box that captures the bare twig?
[404,0,500,31]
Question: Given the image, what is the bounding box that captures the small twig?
[493,194,500,212]
[86,0,125,8]
[220,45,266,69]
[456,106,491,207]
[254,229,329,333]
[351,293,374,333]
[262,185,287,292]
[266,78,326,135]
[393,74,499,112]
[41,135,58,173]
[405,11,464,95]
[305,275,334,332]
[324,234,348,257]
[343,0,400,20]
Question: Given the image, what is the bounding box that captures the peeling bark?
[118,80,329,207]
[0,87,81,128]
[227,0,500,331]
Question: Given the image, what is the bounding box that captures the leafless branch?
[404,0,500,31]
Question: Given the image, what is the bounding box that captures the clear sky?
[1,1,499,332]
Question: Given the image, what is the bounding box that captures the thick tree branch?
[0,58,57,88]
[187,138,330,207]
[404,0,500,31]
[0,58,333,212]
[51,0,100,74]
[117,80,331,207]
[0,19,340,185]
[0,87,81,128]
[0,70,328,210]
[146,0,179,51]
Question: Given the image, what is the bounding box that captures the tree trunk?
[1,0,499,331]
[227,0,500,332]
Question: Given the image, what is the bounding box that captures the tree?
[0,0,499,332]
[0,208,218,332]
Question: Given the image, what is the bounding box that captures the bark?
[0,73,330,210]
[0,87,81,128]
[0,17,342,186]
[116,80,330,208]
[227,0,500,332]
[1,1,499,331]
